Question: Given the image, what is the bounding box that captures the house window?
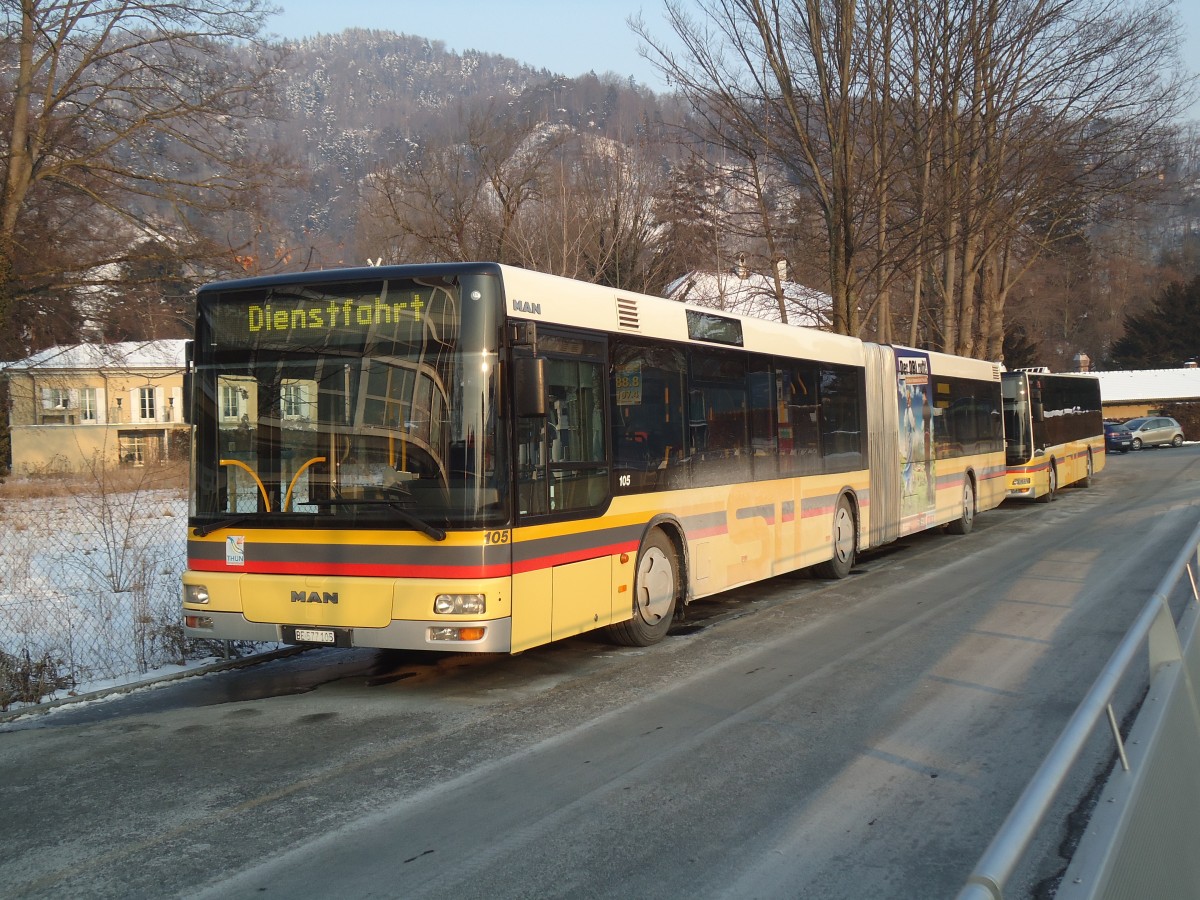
[120,432,147,467]
[81,388,98,422]
[138,386,156,422]
[282,383,305,418]
[43,388,69,410]
[222,385,242,420]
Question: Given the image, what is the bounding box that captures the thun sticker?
[226,535,245,566]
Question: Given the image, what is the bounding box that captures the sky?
[269,1,1200,115]
[269,1,678,90]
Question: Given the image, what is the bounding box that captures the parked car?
[1122,416,1185,450]
[1104,421,1133,453]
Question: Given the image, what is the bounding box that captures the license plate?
[293,628,336,644]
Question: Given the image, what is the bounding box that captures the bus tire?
[814,495,857,579]
[945,476,975,535]
[607,528,680,647]
[1078,450,1093,488]
[1037,462,1057,503]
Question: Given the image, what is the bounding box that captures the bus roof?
[196,261,1000,379]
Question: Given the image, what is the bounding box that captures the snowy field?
[0,469,220,710]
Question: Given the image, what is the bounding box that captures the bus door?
[512,331,613,647]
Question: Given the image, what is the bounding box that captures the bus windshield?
[1002,374,1032,465]
[190,274,505,531]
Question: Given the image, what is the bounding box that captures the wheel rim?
[1087,454,1093,478]
[1132,438,1142,450]
[636,547,675,625]
[832,504,855,564]
[962,481,975,527]
[1049,467,1056,494]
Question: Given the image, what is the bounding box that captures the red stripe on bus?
[188,541,642,579]
[512,540,640,574]
[188,558,514,578]
[1009,461,1049,474]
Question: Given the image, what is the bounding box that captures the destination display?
[203,282,447,350]
[246,294,426,333]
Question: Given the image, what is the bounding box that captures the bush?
[1160,402,1200,439]
[0,646,73,711]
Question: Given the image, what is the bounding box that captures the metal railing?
[957,519,1200,899]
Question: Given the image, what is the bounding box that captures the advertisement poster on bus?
[895,348,936,526]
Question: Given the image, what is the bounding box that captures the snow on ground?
[0,475,228,714]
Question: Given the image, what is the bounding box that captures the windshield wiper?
[193,515,258,537]
[326,499,447,542]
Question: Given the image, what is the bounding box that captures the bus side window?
[777,363,821,476]
[748,362,777,480]
[611,341,685,492]
[546,357,607,512]
[819,365,865,473]
[688,349,750,487]
[517,333,609,518]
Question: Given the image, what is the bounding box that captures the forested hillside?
[250,29,689,275]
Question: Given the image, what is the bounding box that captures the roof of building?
[1,340,188,372]
[664,269,831,329]
[1091,368,1200,403]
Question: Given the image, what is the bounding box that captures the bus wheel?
[1037,463,1057,503]
[946,477,975,535]
[1078,451,1093,488]
[814,496,857,579]
[607,529,679,647]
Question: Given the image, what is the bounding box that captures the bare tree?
[637,0,1192,355]
[898,0,1190,357]
[364,102,571,265]
[638,0,881,335]
[0,0,285,357]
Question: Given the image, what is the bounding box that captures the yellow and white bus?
[1002,369,1105,502]
[183,263,1006,652]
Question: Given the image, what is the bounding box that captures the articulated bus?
[1002,369,1105,502]
[182,262,1007,653]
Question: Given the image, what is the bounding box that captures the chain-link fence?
[0,463,224,710]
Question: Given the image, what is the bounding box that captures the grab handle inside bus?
[514,356,547,418]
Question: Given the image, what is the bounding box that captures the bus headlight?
[434,594,486,615]
[428,626,487,642]
[185,584,210,604]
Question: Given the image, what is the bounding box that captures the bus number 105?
[485,530,511,545]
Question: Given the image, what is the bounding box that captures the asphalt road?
[3,444,1198,900]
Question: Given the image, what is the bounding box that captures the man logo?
[291,590,339,604]
[511,299,541,315]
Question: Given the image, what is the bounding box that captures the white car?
[1122,416,1184,449]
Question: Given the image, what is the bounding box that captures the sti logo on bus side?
[511,299,541,315]
[291,590,339,604]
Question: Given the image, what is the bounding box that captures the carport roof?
[1092,368,1200,404]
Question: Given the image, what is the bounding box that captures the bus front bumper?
[182,610,513,653]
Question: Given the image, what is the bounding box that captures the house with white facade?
[665,258,832,329]
[1,340,189,474]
